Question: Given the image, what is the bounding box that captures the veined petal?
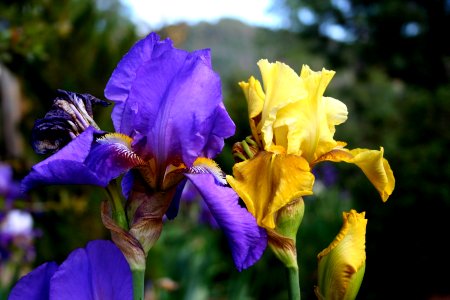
[85,132,144,183]
[227,151,315,229]
[21,127,106,191]
[186,173,267,271]
[21,129,142,192]
[316,210,367,300]
[105,32,233,169]
[314,147,395,201]
[189,157,226,185]
[8,262,58,300]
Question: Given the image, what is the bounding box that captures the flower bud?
[315,210,367,300]
[268,197,305,268]
[31,89,109,154]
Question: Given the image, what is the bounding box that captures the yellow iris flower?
[227,59,395,230]
[315,210,367,300]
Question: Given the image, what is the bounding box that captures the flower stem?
[131,268,146,300]
[105,180,128,230]
[287,266,301,300]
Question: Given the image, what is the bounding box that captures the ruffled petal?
[186,173,267,271]
[21,127,106,191]
[8,262,58,300]
[314,147,395,201]
[50,240,132,300]
[105,32,233,168]
[104,32,173,131]
[226,151,315,229]
[241,61,347,163]
[289,65,340,161]
[257,59,307,151]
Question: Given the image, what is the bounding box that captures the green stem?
[132,268,146,300]
[287,266,301,300]
[105,180,128,230]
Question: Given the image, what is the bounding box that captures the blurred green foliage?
[1,0,449,299]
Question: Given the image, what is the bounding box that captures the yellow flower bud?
[315,210,367,300]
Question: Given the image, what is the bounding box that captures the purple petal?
[165,179,187,220]
[21,127,106,192]
[8,262,58,300]
[105,32,234,168]
[84,134,143,185]
[186,173,267,271]
[22,128,140,192]
[121,170,134,200]
[50,240,132,300]
[201,103,235,159]
[104,32,178,135]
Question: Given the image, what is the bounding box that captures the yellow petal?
[240,60,349,163]
[226,151,314,229]
[239,76,265,146]
[293,65,345,162]
[316,210,367,300]
[314,147,395,201]
[257,59,307,151]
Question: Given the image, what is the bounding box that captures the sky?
[120,0,285,32]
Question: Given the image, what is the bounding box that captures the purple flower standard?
[21,32,266,271]
[8,240,133,300]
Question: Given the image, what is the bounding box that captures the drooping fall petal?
[314,147,395,201]
[21,127,106,191]
[227,151,315,229]
[21,128,142,192]
[186,173,267,271]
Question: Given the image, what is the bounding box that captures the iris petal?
[186,173,267,271]
[50,240,132,300]
[21,127,106,191]
[21,128,142,192]
[314,147,395,201]
[8,262,58,300]
[105,32,234,169]
[257,59,307,152]
[85,133,143,184]
[201,103,235,159]
[9,240,132,300]
[227,151,314,229]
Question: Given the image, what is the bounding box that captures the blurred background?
[1,0,449,299]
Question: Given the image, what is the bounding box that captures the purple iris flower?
[8,240,133,300]
[21,32,266,271]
